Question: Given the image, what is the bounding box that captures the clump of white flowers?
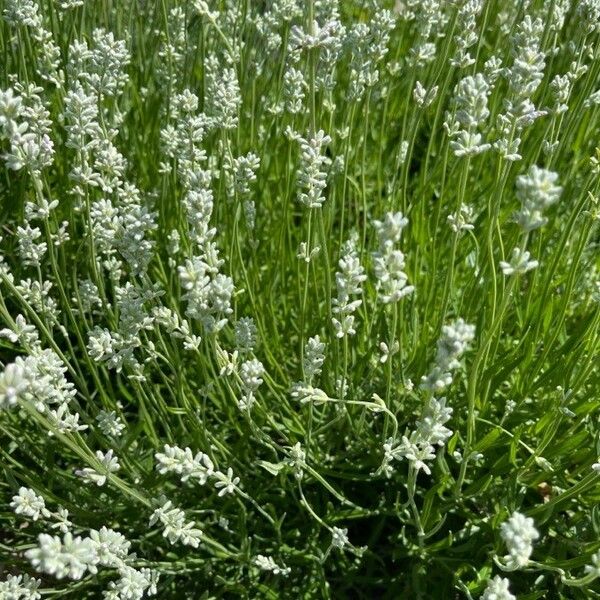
[450,0,484,68]
[0,333,85,434]
[205,55,241,130]
[499,511,540,570]
[481,576,516,600]
[10,487,49,521]
[421,319,476,391]
[448,204,475,233]
[494,16,547,161]
[253,554,291,577]
[331,526,349,550]
[26,532,99,580]
[372,212,414,304]
[25,526,158,598]
[0,362,28,409]
[302,335,326,384]
[283,67,306,114]
[515,165,562,231]
[0,574,41,599]
[445,73,492,157]
[11,485,73,534]
[235,317,257,354]
[238,357,266,410]
[75,449,121,487]
[0,86,54,174]
[381,397,453,477]
[500,248,539,276]
[149,500,203,548]
[155,444,240,496]
[332,233,366,338]
[584,551,600,581]
[413,81,438,108]
[291,334,329,404]
[178,255,234,334]
[95,410,126,438]
[294,129,332,209]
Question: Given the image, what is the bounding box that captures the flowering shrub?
[1,0,600,598]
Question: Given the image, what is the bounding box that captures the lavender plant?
[1,0,599,598]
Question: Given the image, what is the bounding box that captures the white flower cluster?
[152,307,201,353]
[0,574,41,600]
[494,16,547,161]
[481,576,515,600]
[74,279,102,315]
[229,151,260,197]
[332,234,366,338]
[96,410,126,438]
[253,554,291,577]
[155,444,240,496]
[170,123,234,334]
[421,319,475,391]
[26,531,104,577]
[290,382,329,405]
[11,486,73,535]
[303,335,326,385]
[500,511,539,570]
[238,357,266,410]
[450,0,484,68]
[283,67,306,114]
[103,565,159,600]
[75,449,121,487]
[331,526,350,550]
[372,212,414,304]
[584,551,600,580]
[515,165,562,231]
[63,31,133,198]
[290,18,343,56]
[500,248,539,276]
[14,278,59,321]
[254,0,302,54]
[17,222,47,268]
[0,362,28,410]
[0,326,87,435]
[0,314,38,346]
[577,0,600,33]
[11,486,49,521]
[381,397,453,476]
[178,254,234,334]
[550,73,574,117]
[286,441,306,480]
[149,500,203,548]
[345,11,395,100]
[447,204,475,234]
[234,317,257,354]
[291,335,328,404]
[68,29,130,97]
[0,86,54,174]
[445,73,492,157]
[160,90,208,172]
[294,129,332,209]
[404,0,448,67]
[204,54,241,130]
[25,527,158,598]
[3,0,62,85]
[58,30,157,289]
[413,81,438,108]
[87,283,161,375]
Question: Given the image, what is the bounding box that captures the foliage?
[1,0,600,598]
